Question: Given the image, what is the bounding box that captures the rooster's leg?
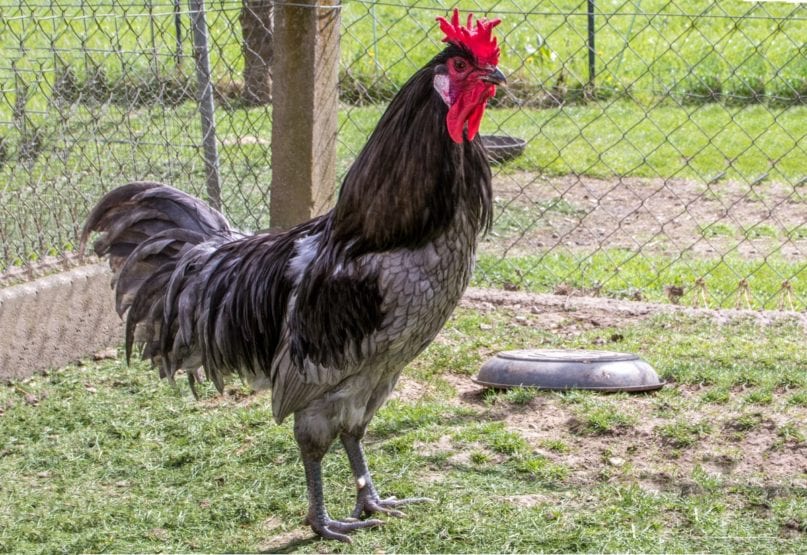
[341,432,434,519]
[297,425,383,542]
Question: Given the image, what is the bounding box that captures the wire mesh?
[0,0,272,278]
[0,0,805,310]
[339,0,807,310]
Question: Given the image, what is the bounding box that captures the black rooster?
[81,10,504,542]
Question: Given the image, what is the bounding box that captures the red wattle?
[446,102,466,144]
[465,101,486,142]
[445,84,496,144]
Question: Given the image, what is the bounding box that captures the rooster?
[81,10,504,542]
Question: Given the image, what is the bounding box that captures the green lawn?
[474,250,807,311]
[356,101,807,183]
[1,306,805,552]
[339,0,807,102]
[3,0,805,122]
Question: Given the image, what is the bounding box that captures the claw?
[307,515,383,543]
[385,495,435,506]
[352,493,435,519]
[353,498,406,519]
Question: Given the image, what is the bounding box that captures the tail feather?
[82,182,235,388]
[115,235,180,315]
[115,229,209,315]
[80,181,230,265]
[84,180,326,398]
[124,265,173,363]
[161,242,216,368]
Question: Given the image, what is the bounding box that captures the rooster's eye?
[453,59,467,71]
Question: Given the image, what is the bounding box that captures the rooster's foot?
[306,513,383,543]
[352,490,434,519]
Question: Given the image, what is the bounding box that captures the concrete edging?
[0,263,122,380]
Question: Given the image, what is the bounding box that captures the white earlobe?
[433,74,451,106]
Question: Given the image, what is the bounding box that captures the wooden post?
[270,0,340,229]
[240,0,274,105]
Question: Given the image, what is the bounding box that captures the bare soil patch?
[461,286,807,332]
[439,372,807,491]
[486,172,807,261]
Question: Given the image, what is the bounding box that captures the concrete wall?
[0,264,122,380]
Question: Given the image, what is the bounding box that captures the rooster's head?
[434,9,505,144]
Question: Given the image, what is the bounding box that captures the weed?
[678,55,724,105]
[725,73,767,106]
[470,451,490,465]
[699,223,735,238]
[776,422,805,444]
[787,392,807,407]
[504,387,537,406]
[785,225,807,240]
[488,429,530,456]
[701,387,730,404]
[744,388,773,405]
[538,438,570,453]
[514,455,569,482]
[727,412,765,432]
[743,224,778,239]
[656,420,712,448]
[570,402,635,436]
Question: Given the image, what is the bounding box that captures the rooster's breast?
[376,222,477,359]
[281,212,478,434]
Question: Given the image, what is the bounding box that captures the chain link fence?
[1,0,805,310]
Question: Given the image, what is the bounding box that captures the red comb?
[436,8,501,67]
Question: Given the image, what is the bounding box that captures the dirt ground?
[485,172,807,261]
[394,288,807,492]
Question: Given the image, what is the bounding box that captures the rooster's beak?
[482,67,506,85]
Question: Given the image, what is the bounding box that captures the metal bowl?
[473,349,665,392]
[481,135,527,164]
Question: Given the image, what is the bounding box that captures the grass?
[473,249,807,311]
[1,307,805,552]
[700,223,736,239]
[656,420,713,449]
[4,0,805,115]
[345,100,807,183]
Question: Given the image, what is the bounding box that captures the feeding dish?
[481,135,527,163]
[473,349,665,392]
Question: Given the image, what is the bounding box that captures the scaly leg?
[300,453,382,542]
[294,418,382,542]
[341,432,434,519]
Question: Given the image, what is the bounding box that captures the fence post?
[587,0,596,91]
[173,0,183,66]
[188,0,222,211]
[270,0,340,229]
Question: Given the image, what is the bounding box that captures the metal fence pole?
[188,0,222,211]
[587,0,595,90]
[173,0,183,66]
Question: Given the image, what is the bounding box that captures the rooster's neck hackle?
[331,48,493,255]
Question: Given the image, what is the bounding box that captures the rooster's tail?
[80,182,235,389]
